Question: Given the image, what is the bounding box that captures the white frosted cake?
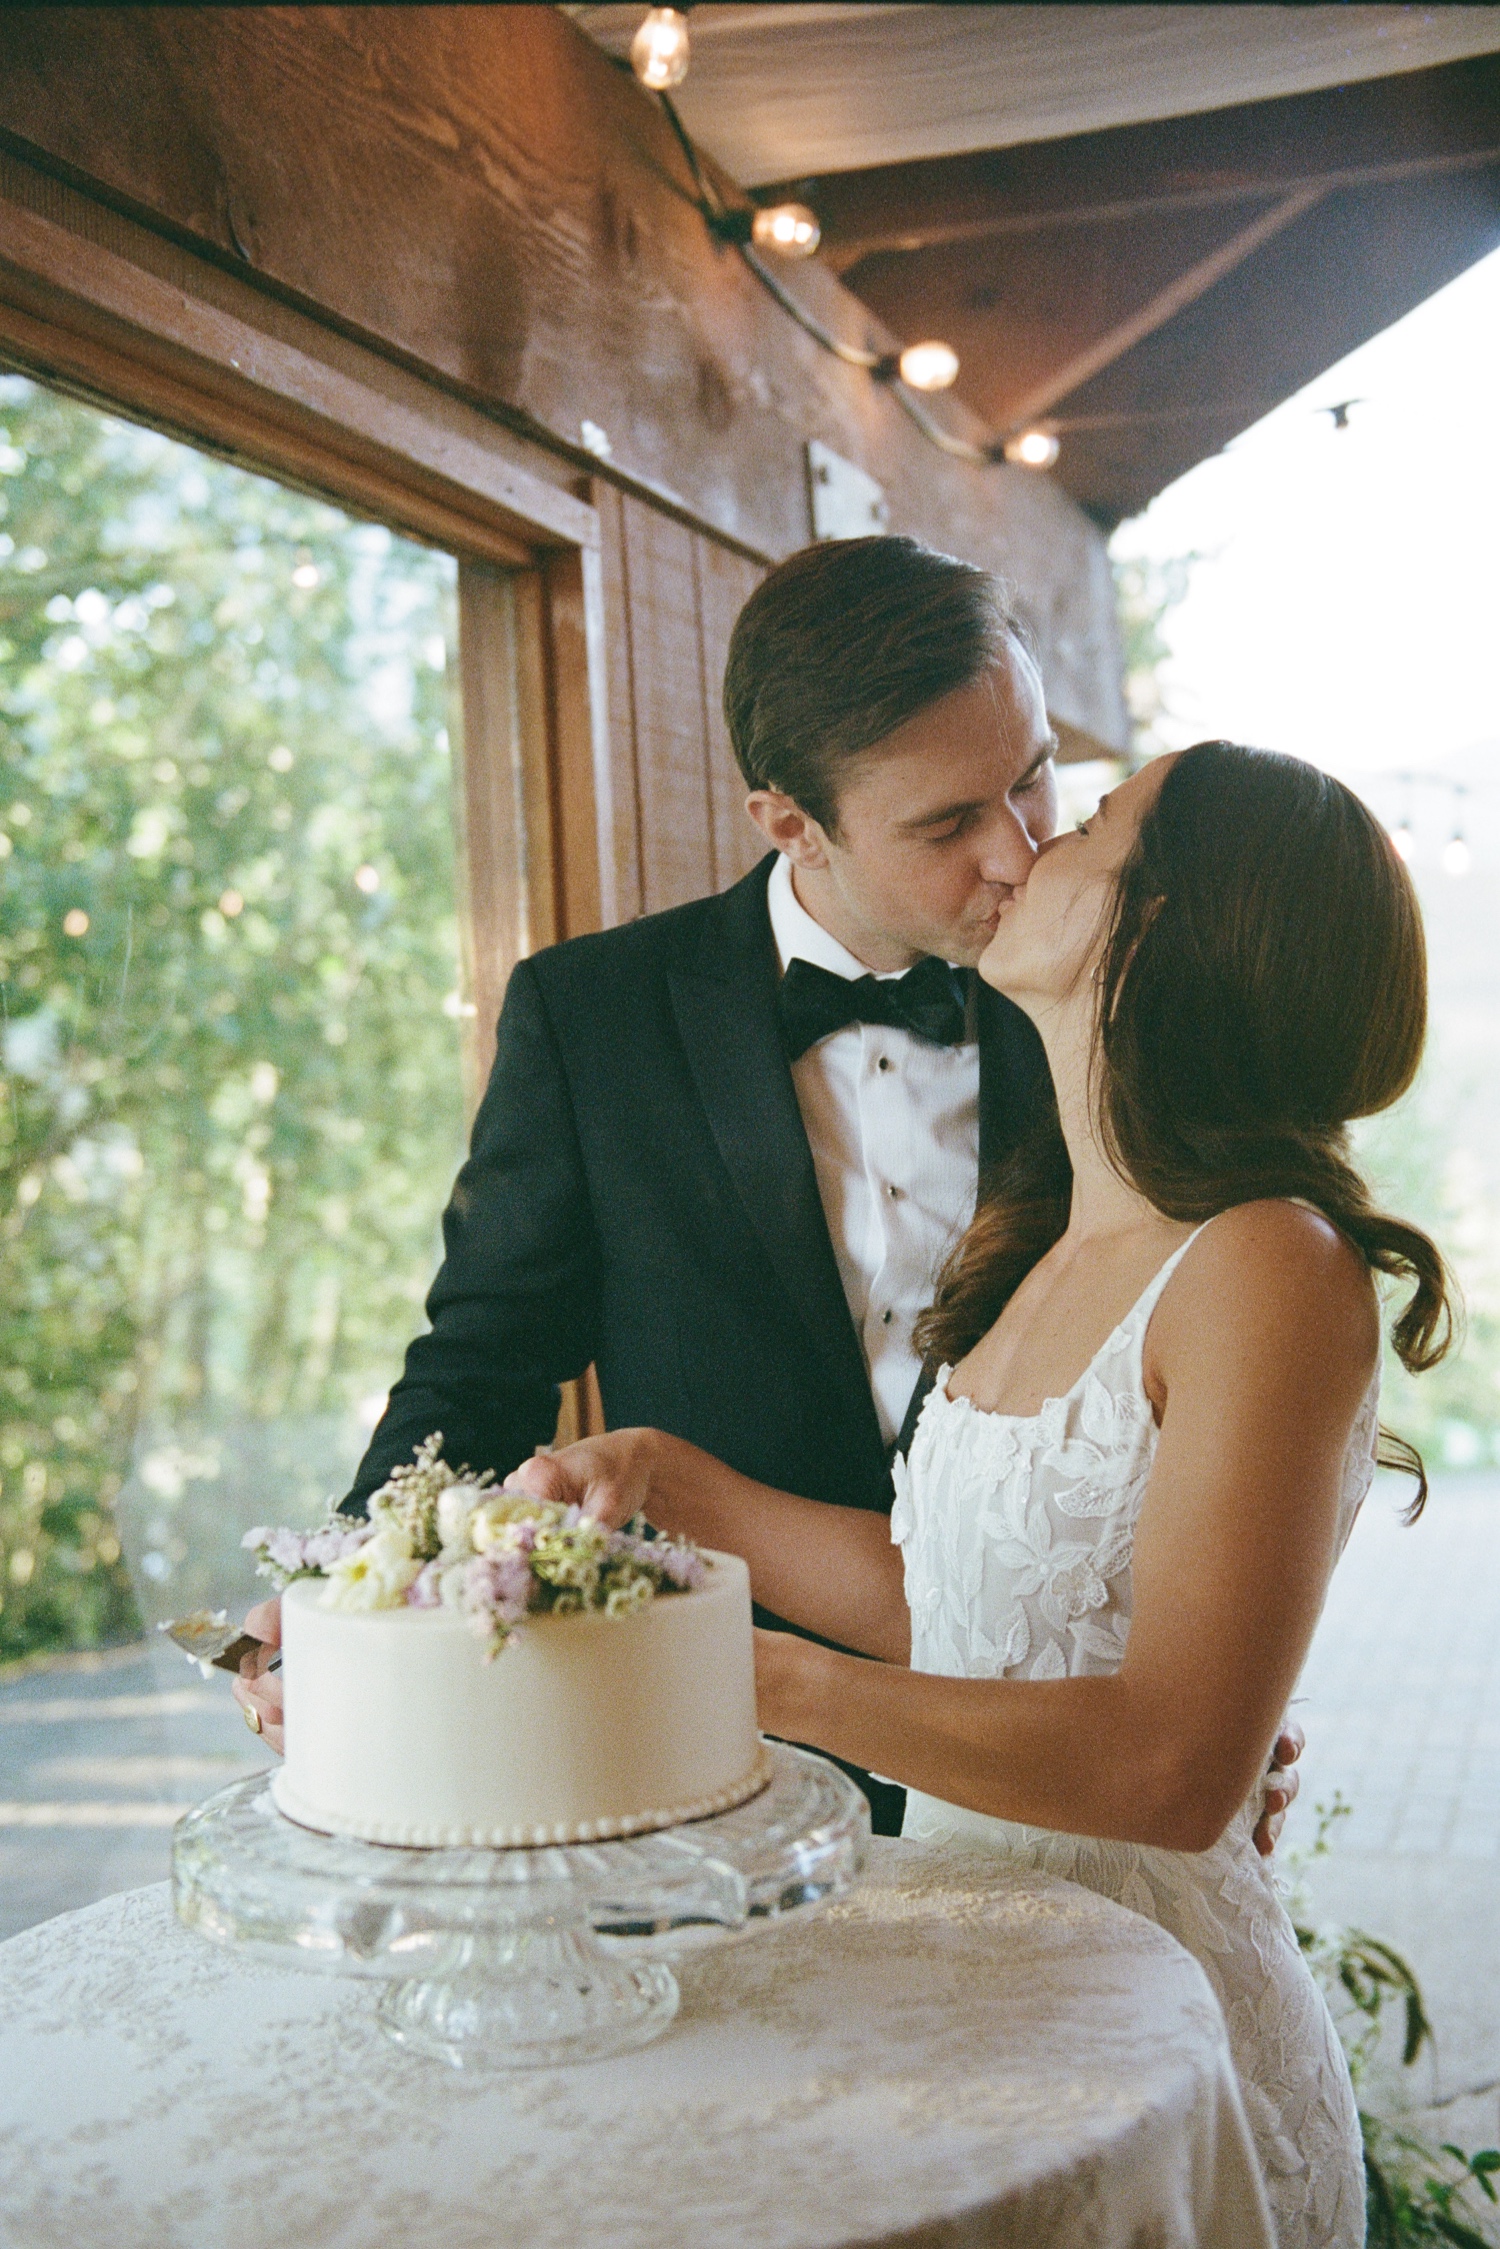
[272,1549,768,1847]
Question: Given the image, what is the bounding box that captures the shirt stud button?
[877,1056,891,1072]
[881,1309,894,1325]
[886,1182,902,1198]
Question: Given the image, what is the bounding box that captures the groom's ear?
[747,789,832,870]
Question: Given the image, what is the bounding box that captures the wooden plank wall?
[598,487,765,919]
[0,7,1128,760]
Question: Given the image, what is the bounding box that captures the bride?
[514,739,1452,2248]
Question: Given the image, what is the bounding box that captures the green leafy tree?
[1112,550,1200,759]
[1356,1086,1500,1469]
[0,375,466,1661]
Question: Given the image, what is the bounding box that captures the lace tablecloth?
[0,1839,1272,2249]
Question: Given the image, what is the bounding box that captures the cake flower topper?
[244,1434,706,1657]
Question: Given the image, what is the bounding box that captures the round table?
[0,1840,1272,2249]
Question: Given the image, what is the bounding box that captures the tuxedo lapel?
[666,863,886,1461]
[976,978,1053,1173]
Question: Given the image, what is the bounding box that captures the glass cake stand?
[172,1743,869,2070]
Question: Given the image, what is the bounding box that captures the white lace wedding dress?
[892,1225,1374,2249]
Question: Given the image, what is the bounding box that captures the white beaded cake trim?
[270,1743,776,1849]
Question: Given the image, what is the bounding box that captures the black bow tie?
[777,954,969,1063]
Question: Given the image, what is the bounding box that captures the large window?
[0,375,469,1660]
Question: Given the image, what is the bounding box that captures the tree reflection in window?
[0,375,466,1657]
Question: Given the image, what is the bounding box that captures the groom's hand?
[1252,1719,1304,1856]
[231,1597,284,1755]
[506,1430,661,1530]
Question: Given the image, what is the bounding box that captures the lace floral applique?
[895,1236,1374,2249]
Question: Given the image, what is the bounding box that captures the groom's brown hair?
[723,536,1025,836]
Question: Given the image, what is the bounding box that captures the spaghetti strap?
[896,1197,1374,2248]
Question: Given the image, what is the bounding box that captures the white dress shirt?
[767,853,981,1446]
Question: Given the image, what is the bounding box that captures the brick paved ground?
[1283,1469,1500,2161]
[1,1475,1495,2152]
[1289,1471,1500,1860]
[0,1637,270,1941]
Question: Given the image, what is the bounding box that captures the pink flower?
[405,1560,444,1608]
[460,1550,533,1630]
[303,1521,375,1572]
[653,1542,706,1590]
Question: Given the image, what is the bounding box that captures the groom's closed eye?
[901,747,1057,844]
[925,809,980,843]
[1016,764,1053,795]
[903,799,988,842]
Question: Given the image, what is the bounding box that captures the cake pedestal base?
[172,1742,868,2069]
[376,1929,679,2069]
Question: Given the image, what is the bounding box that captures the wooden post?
[452,558,608,1444]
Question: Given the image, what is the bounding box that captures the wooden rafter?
[797,54,1500,272]
[994,184,1326,432]
[791,52,1500,518]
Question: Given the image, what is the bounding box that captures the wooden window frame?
[0,147,614,1077]
[0,148,612,1433]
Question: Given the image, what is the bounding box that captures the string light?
[750,203,821,258]
[631,8,690,90]
[651,91,1009,468]
[1373,774,1486,871]
[1004,429,1061,469]
[897,341,960,393]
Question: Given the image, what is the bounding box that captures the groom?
[238,535,1301,1842]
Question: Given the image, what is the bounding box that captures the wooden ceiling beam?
[841,187,1325,443]
[994,184,1325,432]
[1044,166,1500,524]
[789,55,1500,272]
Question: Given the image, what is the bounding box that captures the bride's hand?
[753,1626,823,1741]
[505,1428,667,1531]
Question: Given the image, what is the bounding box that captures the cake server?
[158,1609,282,1678]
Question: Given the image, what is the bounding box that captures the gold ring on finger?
[244,1702,263,1735]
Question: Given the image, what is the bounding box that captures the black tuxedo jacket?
[348,854,1051,1519]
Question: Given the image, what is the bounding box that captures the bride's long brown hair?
[915,742,1457,1515]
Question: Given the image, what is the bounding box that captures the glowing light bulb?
[631,7,690,89]
[897,341,960,393]
[1442,835,1471,876]
[1390,823,1414,862]
[1004,429,1061,469]
[751,203,821,258]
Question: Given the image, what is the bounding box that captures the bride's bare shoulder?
[1153,1199,1379,1384]
[1192,1196,1371,1280]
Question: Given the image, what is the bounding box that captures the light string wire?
[1375,769,1475,870]
[654,92,1003,467]
[641,68,1362,460]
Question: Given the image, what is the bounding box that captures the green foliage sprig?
[1291,1798,1499,2245]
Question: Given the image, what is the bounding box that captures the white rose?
[320,1526,421,1611]
[436,1559,473,1610]
[469,1498,526,1555]
[437,1484,476,1552]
